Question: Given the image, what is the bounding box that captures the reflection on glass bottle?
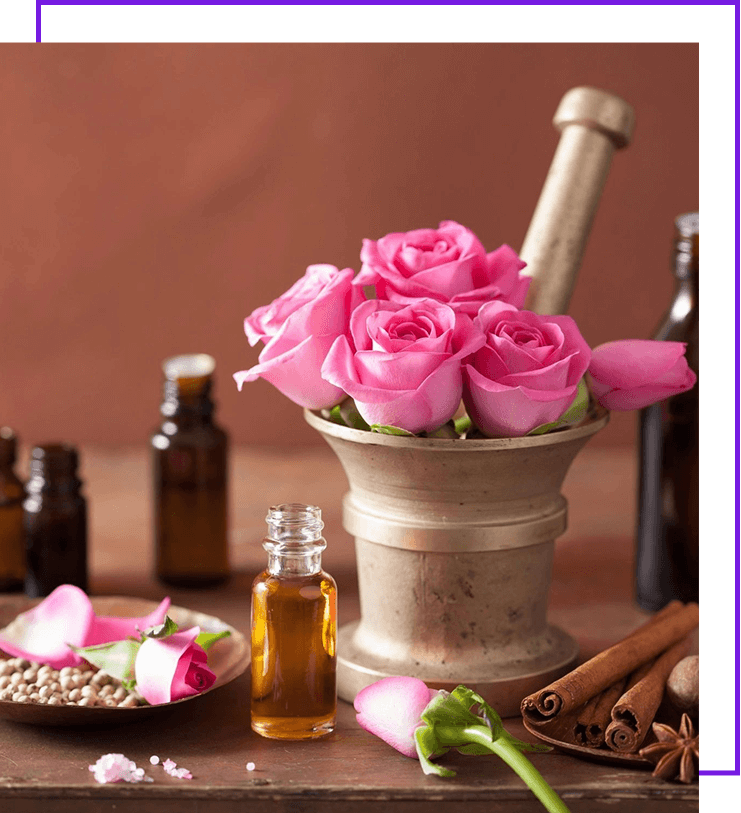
[24,444,88,598]
[0,428,25,592]
[636,213,699,611]
[152,354,230,587]
[251,504,337,740]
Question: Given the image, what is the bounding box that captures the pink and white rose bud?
[354,676,440,758]
[134,626,216,705]
[463,301,591,438]
[588,339,696,410]
[355,220,530,316]
[234,264,366,410]
[321,298,485,434]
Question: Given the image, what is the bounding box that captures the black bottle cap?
[0,427,17,465]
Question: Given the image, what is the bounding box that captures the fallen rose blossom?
[89,753,153,784]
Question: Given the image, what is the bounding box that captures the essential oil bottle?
[151,354,230,587]
[0,428,25,592]
[251,504,337,740]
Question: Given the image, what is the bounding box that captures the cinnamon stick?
[521,601,698,726]
[605,637,692,753]
[573,676,627,748]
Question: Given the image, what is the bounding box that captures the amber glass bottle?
[636,212,699,611]
[251,504,337,740]
[152,354,229,587]
[23,444,88,597]
[0,428,25,592]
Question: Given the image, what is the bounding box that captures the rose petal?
[355,677,437,758]
[0,585,94,668]
[86,597,171,647]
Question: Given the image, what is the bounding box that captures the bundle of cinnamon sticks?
[521,601,698,754]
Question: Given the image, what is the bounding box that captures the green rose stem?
[413,687,571,813]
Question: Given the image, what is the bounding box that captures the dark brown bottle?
[0,428,25,591]
[636,212,698,611]
[23,444,88,597]
[152,354,230,587]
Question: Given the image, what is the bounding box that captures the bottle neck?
[161,378,215,427]
[26,445,82,495]
[263,503,326,577]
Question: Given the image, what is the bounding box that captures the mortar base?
[337,620,579,718]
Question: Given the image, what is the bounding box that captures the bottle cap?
[675,212,699,237]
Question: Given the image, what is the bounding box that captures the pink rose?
[134,626,216,705]
[589,340,696,410]
[355,676,440,758]
[0,584,170,669]
[234,264,366,410]
[463,301,591,438]
[322,298,485,434]
[355,220,530,316]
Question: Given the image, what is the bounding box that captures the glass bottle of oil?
[23,443,88,597]
[636,212,699,611]
[152,354,230,587]
[0,428,25,592]
[251,503,337,740]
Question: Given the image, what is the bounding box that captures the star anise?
[639,713,699,784]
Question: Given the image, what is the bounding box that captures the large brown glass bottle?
[0,428,25,591]
[636,212,699,611]
[23,444,88,597]
[152,354,229,587]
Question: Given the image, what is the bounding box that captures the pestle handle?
[521,87,635,315]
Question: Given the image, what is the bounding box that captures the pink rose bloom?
[355,676,440,758]
[589,340,696,410]
[135,626,216,705]
[234,264,365,410]
[322,298,485,434]
[0,584,170,669]
[355,220,530,316]
[463,301,591,438]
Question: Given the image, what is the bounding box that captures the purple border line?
[27,19,741,776]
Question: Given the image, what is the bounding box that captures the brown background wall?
[0,43,698,449]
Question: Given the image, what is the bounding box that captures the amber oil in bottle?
[0,428,25,592]
[152,354,230,587]
[251,504,337,740]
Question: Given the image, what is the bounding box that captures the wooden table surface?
[0,445,699,812]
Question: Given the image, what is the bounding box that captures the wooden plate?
[0,595,250,726]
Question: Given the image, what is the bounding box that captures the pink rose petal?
[85,597,172,646]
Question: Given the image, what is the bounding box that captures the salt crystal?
[161,758,193,780]
[246,762,256,772]
[88,754,153,784]
[150,755,160,765]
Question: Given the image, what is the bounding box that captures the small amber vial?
[251,504,337,740]
[0,428,25,592]
[152,354,230,587]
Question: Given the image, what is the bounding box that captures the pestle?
[521,86,635,315]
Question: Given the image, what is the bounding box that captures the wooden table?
[0,446,699,811]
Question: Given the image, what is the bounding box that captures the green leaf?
[325,404,345,426]
[69,639,140,685]
[453,414,472,435]
[195,629,231,651]
[370,424,416,436]
[528,379,589,436]
[339,400,371,431]
[414,726,455,777]
[143,615,179,640]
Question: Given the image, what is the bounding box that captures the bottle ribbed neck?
[27,444,81,493]
[673,212,698,280]
[264,503,326,576]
